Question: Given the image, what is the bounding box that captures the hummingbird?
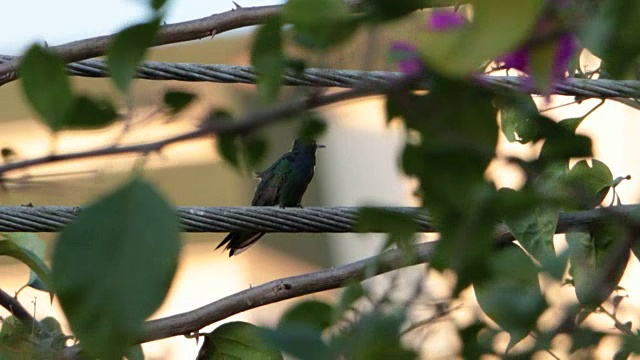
[216,137,325,256]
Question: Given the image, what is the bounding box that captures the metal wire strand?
[0,205,629,233]
[1,55,638,98]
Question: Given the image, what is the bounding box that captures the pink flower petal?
[389,41,424,75]
[429,10,467,31]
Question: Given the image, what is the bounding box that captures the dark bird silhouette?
[216,138,325,256]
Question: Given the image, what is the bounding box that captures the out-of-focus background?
[1,1,640,359]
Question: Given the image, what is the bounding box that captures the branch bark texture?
[140,240,438,342]
[0,5,282,85]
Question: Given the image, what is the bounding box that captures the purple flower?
[389,41,424,75]
[498,48,529,74]
[553,33,577,82]
[429,9,467,31]
[498,32,577,89]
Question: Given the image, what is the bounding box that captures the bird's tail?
[216,232,266,256]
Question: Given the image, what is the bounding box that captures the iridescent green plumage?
[216,138,324,256]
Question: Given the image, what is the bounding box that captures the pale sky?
[0,0,282,55]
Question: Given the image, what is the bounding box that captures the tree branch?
[0,74,414,176]
[139,240,437,343]
[0,5,282,85]
[0,288,46,336]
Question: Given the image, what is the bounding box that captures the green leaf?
[0,315,36,357]
[568,223,630,309]
[569,328,606,353]
[107,17,161,92]
[262,324,327,360]
[278,300,333,331]
[150,0,168,11]
[52,177,180,359]
[64,96,119,130]
[19,45,74,132]
[0,235,53,294]
[538,117,593,162]
[417,0,546,76]
[501,200,558,261]
[126,344,144,360]
[620,333,640,357]
[459,323,495,359]
[163,90,196,115]
[528,39,560,93]
[389,78,499,293]
[330,311,416,360]
[581,0,640,79]
[474,246,547,349]
[390,79,498,210]
[499,94,540,143]
[356,207,418,248]
[208,111,240,169]
[333,282,365,321]
[2,233,51,293]
[565,159,613,209]
[251,16,285,103]
[299,115,327,141]
[284,0,358,49]
[242,136,268,171]
[40,317,64,335]
[217,135,240,169]
[197,322,282,360]
[558,117,587,132]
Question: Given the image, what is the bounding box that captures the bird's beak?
[317,144,327,149]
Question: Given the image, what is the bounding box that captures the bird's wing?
[256,152,293,178]
[251,153,293,206]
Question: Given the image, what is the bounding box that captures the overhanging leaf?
[262,324,327,360]
[163,90,196,115]
[107,17,161,92]
[418,0,545,76]
[52,177,180,359]
[299,114,327,141]
[333,282,365,321]
[3,233,51,293]
[356,207,418,248]
[198,322,282,360]
[503,204,558,261]
[284,0,358,49]
[0,235,52,294]
[242,136,268,171]
[581,0,640,79]
[251,16,285,103]
[498,94,540,144]
[568,223,629,309]
[474,246,547,350]
[217,134,240,169]
[64,96,119,130]
[565,159,613,209]
[278,300,333,331]
[528,39,559,93]
[19,45,75,132]
[329,311,415,360]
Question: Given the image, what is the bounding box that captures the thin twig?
[598,305,634,336]
[581,98,606,120]
[0,75,416,175]
[0,5,282,85]
[400,303,461,335]
[0,288,46,337]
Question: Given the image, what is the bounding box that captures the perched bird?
[216,138,325,256]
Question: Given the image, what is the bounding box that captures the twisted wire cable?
[1,55,638,98]
[0,205,630,233]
